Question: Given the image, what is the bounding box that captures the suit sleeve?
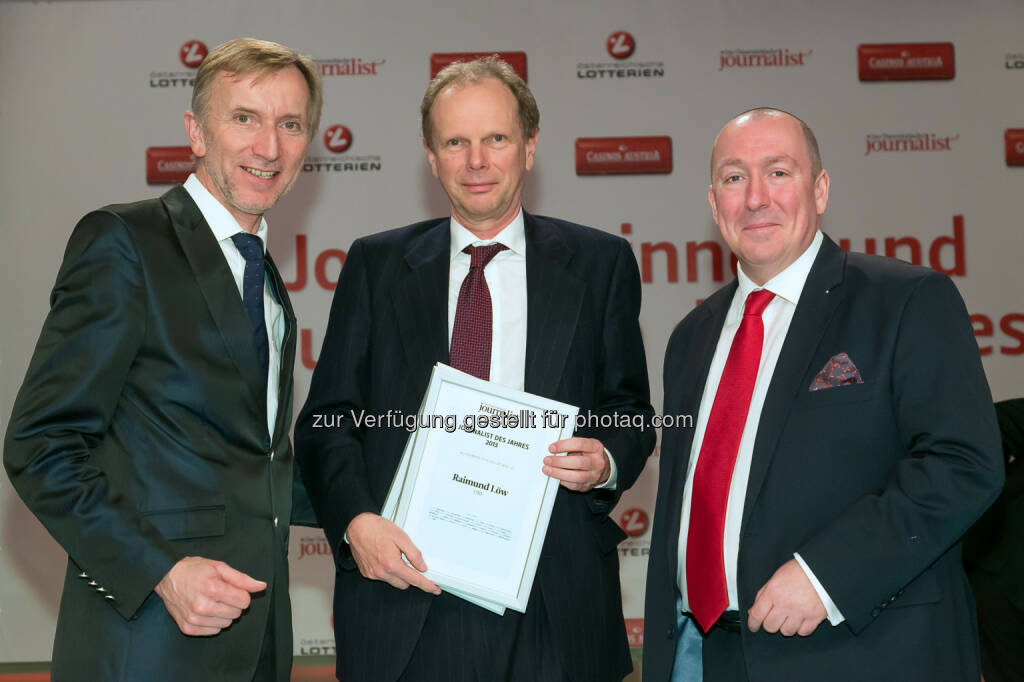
[4,212,183,620]
[796,271,1004,632]
[294,239,378,564]
[579,238,656,512]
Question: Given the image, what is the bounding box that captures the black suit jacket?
[644,235,1003,682]
[295,213,655,682]
[4,186,312,681]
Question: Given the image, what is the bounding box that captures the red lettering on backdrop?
[283,235,347,292]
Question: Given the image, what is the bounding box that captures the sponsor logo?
[316,57,386,77]
[719,48,812,70]
[624,618,644,648]
[1006,53,1024,70]
[858,43,955,81]
[149,40,206,88]
[323,124,353,153]
[298,536,332,560]
[619,508,650,537]
[607,31,636,59]
[304,125,382,174]
[578,31,664,80]
[1007,129,1024,166]
[575,137,673,175]
[146,146,193,184]
[865,132,959,155]
[430,52,528,81]
[179,40,208,68]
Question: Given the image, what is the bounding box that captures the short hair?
[420,56,539,148]
[191,38,324,139]
[711,107,823,180]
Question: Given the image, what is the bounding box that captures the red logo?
[575,136,673,175]
[146,146,194,184]
[323,125,353,153]
[179,40,208,69]
[858,43,955,81]
[430,52,528,82]
[607,31,636,60]
[624,618,644,648]
[619,508,649,537]
[1006,129,1024,166]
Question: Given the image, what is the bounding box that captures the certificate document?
[387,363,578,613]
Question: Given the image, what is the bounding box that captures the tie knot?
[464,243,508,269]
[231,232,265,264]
[744,289,775,317]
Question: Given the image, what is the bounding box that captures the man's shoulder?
[354,217,449,249]
[841,249,952,296]
[529,213,629,248]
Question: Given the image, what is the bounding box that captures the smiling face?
[424,77,537,239]
[708,111,829,284]
[185,65,311,232]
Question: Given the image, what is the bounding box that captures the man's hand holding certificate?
[359,363,579,614]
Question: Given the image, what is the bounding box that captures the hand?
[346,513,440,594]
[154,556,266,636]
[747,558,827,636]
[543,437,609,492]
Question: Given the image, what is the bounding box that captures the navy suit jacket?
[644,235,1003,682]
[296,212,655,682]
[4,186,313,681]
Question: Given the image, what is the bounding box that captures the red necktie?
[449,243,508,380]
[686,288,775,632]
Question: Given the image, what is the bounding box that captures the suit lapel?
[265,252,295,444]
[522,213,585,397]
[391,220,451,383]
[663,284,734,574]
[741,236,847,532]
[162,186,266,417]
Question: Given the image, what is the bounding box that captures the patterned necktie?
[449,243,508,380]
[686,288,775,632]
[230,233,270,386]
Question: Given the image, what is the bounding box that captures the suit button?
[269,451,275,461]
[274,516,279,527]
[666,627,674,639]
[871,607,881,618]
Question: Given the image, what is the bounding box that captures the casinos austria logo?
[719,48,812,70]
[858,43,955,81]
[146,147,193,184]
[304,124,382,174]
[575,137,673,175]
[430,52,527,81]
[1006,130,1024,166]
[865,133,959,155]
[578,31,664,79]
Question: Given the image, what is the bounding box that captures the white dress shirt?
[676,230,843,624]
[447,208,618,488]
[184,174,285,437]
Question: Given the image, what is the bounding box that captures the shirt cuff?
[793,552,845,625]
[594,448,618,490]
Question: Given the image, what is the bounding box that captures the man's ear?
[423,138,439,179]
[185,111,206,158]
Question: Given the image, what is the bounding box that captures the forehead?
[210,66,310,111]
[429,78,518,132]
[713,114,809,169]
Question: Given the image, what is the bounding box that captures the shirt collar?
[449,207,526,259]
[736,229,824,308]
[184,173,269,251]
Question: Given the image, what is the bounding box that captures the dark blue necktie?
[230,233,270,386]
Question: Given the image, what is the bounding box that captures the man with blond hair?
[297,56,655,682]
[5,38,322,681]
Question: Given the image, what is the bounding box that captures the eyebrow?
[714,154,797,173]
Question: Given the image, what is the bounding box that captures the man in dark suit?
[964,398,1024,682]
[295,57,655,682]
[643,108,1003,681]
[4,38,322,681]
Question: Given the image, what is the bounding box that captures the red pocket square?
[809,352,864,391]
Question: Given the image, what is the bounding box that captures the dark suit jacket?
[295,213,655,682]
[644,235,1003,682]
[4,186,313,681]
